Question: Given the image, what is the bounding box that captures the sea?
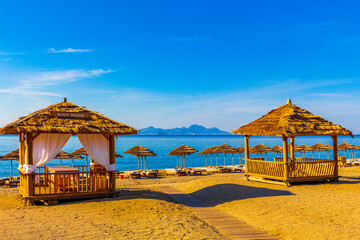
[0,135,359,177]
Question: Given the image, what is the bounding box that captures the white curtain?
[23,133,71,173]
[78,134,114,170]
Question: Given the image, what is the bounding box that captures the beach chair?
[0,177,10,185]
[5,180,20,187]
[130,172,141,179]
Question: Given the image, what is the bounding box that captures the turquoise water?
[0,135,359,177]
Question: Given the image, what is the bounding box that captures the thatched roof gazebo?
[0,98,138,204]
[232,99,352,186]
[124,145,156,170]
[169,145,198,168]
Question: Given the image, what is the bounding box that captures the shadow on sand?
[186,183,294,207]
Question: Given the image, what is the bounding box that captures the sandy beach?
[1,167,360,239]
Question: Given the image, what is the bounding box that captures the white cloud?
[0,69,114,96]
[48,48,93,53]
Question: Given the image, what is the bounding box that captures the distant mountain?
[138,124,232,135]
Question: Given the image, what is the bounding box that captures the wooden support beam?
[109,134,116,194]
[244,135,250,159]
[290,137,295,162]
[332,135,338,178]
[19,133,25,166]
[244,135,250,176]
[282,137,289,181]
[25,133,34,196]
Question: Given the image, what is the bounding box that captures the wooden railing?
[245,158,284,178]
[19,168,113,196]
[288,160,335,178]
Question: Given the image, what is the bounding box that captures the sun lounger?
[129,172,141,179]
[140,170,158,178]
[185,169,202,175]
[0,177,10,185]
[165,168,186,176]
[218,167,232,173]
[206,168,219,174]
[5,180,20,187]
[231,165,245,172]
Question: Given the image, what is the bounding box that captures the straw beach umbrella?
[250,144,271,159]
[299,144,312,158]
[169,145,198,168]
[237,146,244,164]
[1,149,20,177]
[53,151,84,167]
[197,148,214,166]
[71,147,122,166]
[218,144,237,167]
[310,142,327,159]
[338,142,356,159]
[124,145,156,170]
[271,145,283,157]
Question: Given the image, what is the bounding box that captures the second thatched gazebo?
[232,99,352,186]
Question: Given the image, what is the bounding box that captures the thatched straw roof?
[197,146,220,155]
[2,149,19,160]
[237,146,244,153]
[71,147,123,158]
[0,99,138,135]
[299,144,312,152]
[310,142,328,151]
[271,145,283,153]
[338,142,356,150]
[124,145,157,157]
[217,144,238,153]
[169,145,198,156]
[250,144,271,154]
[231,99,352,137]
[54,151,84,160]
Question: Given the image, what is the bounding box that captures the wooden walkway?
[158,185,276,240]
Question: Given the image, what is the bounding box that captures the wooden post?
[332,135,338,179]
[19,133,25,167]
[244,135,250,159]
[109,134,116,194]
[282,137,289,181]
[290,137,295,162]
[25,133,34,196]
[244,135,250,176]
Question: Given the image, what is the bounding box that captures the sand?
[0,184,227,240]
[173,168,360,240]
[2,167,360,240]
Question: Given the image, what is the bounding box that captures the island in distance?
[138,124,232,136]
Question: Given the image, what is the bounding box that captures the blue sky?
[1,1,360,133]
